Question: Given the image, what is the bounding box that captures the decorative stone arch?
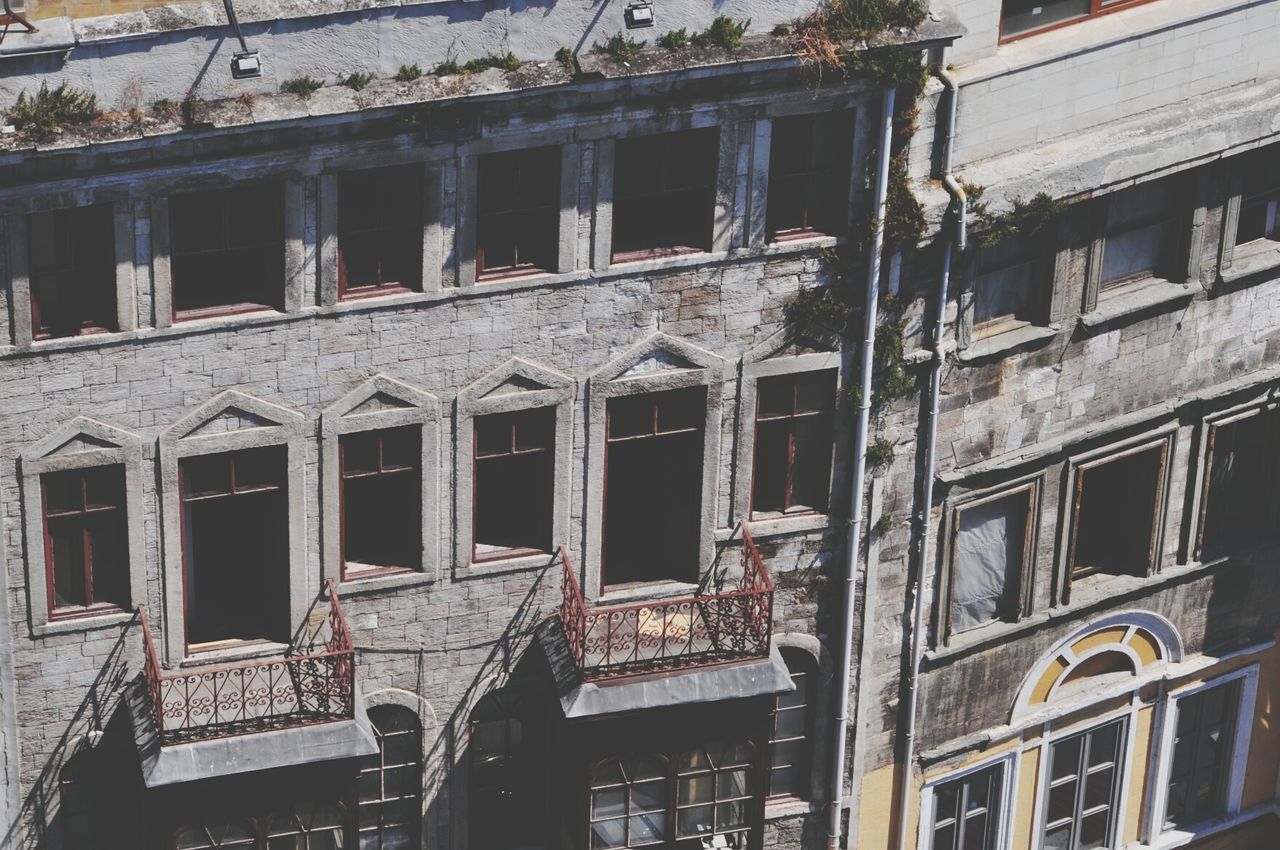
[583,333,727,600]
[158,390,307,664]
[454,357,575,574]
[19,417,147,635]
[320,375,442,588]
[734,327,853,533]
[361,687,439,850]
[1011,611,1184,722]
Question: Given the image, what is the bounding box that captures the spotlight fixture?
[624,1,654,29]
[223,0,263,79]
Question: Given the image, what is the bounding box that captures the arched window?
[59,752,96,850]
[770,648,817,800]
[589,756,670,848]
[675,741,754,841]
[173,805,346,850]
[359,705,423,850]
[173,820,256,849]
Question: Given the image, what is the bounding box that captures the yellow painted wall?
[1012,745,1041,849]
[1122,705,1155,845]
[26,0,203,23]
[857,762,904,850]
[1240,635,1280,810]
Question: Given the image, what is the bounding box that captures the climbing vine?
[962,181,1067,248]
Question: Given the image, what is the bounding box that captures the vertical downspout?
[894,59,966,850]
[828,84,896,850]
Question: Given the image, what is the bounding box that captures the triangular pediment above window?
[594,333,724,384]
[323,375,437,423]
[166,390,303,442]
[743,327,838,365]
[23,417,139,462]
[461,358,573,405]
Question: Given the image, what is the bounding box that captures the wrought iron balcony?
[558,525,774,681]
[139,580,356,745]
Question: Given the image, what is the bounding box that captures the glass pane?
[966,773,991,812]
[631,779,666,813]
[1087,724,1119,768]
[181,454,232,498]
[174,827,213,850]
[342,433,381,475]
[934,781,960,824]
[717,769,750,799]
[593,760,625,786]
[777,672,808,709]
[769,766,796,798]
[1079,810,1110,849]
[50,521,88,607]
[232,446,286,491]
[83,467,124,509]
[1046,781,1077,824]
[593,787,626,819]
[794,372,834,414]
[679,748,711,772]
[679,775,714,806]
[932,822,956,850]
[961,812,988,850]
[716,800,747,830]
[630,756,666,781]
[721,743,752,766]
[1101,221,1165,285]
[1164,779,1187,826]
[590,819,626,850]
[1042,822,1072,850]
[774,708,807,740]
[1051,738,1082,780]
[1000,0,1090,36]
[474,415,513,457]
[1083,767,1113,810]
[974,259,1035,326]
[628,813,666,846]
[381,731,421,766]
[952,492,1029,632]
[380,428,420,471]
[757,376,795,418]
[676,805,714,837]
[513,408,555,452]
[770,739,803,769]
[384,765,418,798]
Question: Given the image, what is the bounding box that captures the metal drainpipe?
[828,83,896,850]
[894,60,966,850]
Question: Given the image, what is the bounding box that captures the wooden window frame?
[339,427,423,580]
[168,184,285,322]
[337,165,424,300]
[41,466,129,621]
[1039,717,1128,850]
[969,234,1050,340]
[765,113,852,243]
[359,705,424,850]
[475,146,561,282]
[768,648,816,801]
[27,204,117,340]
[171,803,351,850]
[749,370,837,519]
[1192,402,1280,562]
[472,408,556,563]
[939,479,1039,646]
[998,0,1164,44]
[1062,436,1171,602]
[611,129,719,264]
[926,762,1005,850]
[1092,185,1178,296]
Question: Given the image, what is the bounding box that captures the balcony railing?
[140,580,356,745]
[559,525,774,680]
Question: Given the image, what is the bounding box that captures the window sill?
[173,304,281,324]
[596,580,701,607]
[339,284,418,302]
[1219,242,1280,287]
[336,568,436,596]
[764,797,814,820]
[459,550,559,578]
[958,323,1058,363]
[610,246,707,266]
[1078,280,1195,330]
[1138,804,1277,850]
[180,640,290,669]
[721,513,833,540]
[32,609,135,638]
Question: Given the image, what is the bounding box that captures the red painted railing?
[139,580,356,745]
[558,525,774,680]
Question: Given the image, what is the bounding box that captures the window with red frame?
[1001,0,1160,41]
[340,427,422,578]
[338,166,423,298]
[604,387,706,587]
[612,129,718,263]
[180,447,289,646]
[41,466,129,618]
[473,408,555,561]
[476,146,560,280]
[766,113,852,242]
[169,184,284,320]
[751,371,836,516]
[28,205,116,340]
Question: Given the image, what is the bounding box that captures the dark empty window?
[477,146,561,280]
[604,387,706,587]
[1068,443,1167,587]
[1001,0,1158,41]
[751,371,836,516]
[929,763,1003,850]
[769,649,816,800]
[1165,680,1240,830]
[766,113,852,241]
[42,466,129,618]
[169,185,284,320]
[340,427,422,578]
[59,753,96,850]
[972,235,1045,338]
[470,687,547,850]
[1042,719,1126,850]
[1098,179,1178,292]
[1235,150,1280,248]
[474,408,555,561]
[338,166,423,299]
[947,486,1034,637]
[28,205,116,340]
[1198,407,1280,560]
[180,447,289,647]
[359,705,423,849]
[612,129,718,263]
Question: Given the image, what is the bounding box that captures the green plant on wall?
[964,182,1067,249]
[692,15,750,49]
[6,82,99,141]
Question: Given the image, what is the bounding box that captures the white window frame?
[1146,665,1259,847]
[917,751,1018,850]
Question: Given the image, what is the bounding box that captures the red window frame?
[472,408,555,562]
[766,114,852,242]
[41,466,129,620]
[476,146,561,281]
[611,129,718,264]
[750,371,836,518]
[28,205,117,340]
[339,427,422,580]
[169,184,284,322]
[337,166,424,300]
[999,0,1163,44]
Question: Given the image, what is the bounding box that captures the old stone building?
[0,0,1276,848]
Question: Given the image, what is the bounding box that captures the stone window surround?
[934,471,1044,649]
[1216,149,1280,286]
[915,750,1017,850]
[157,390,308,665]
[733,329,853,538]
[360,687,440,848]
[19,417,148,637]
[320,375,443,593]
[453,358,575,577]
[1055,425,1178,607]
[763,633,832,819]
[582,333,726,603]
[4,191,139,348]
